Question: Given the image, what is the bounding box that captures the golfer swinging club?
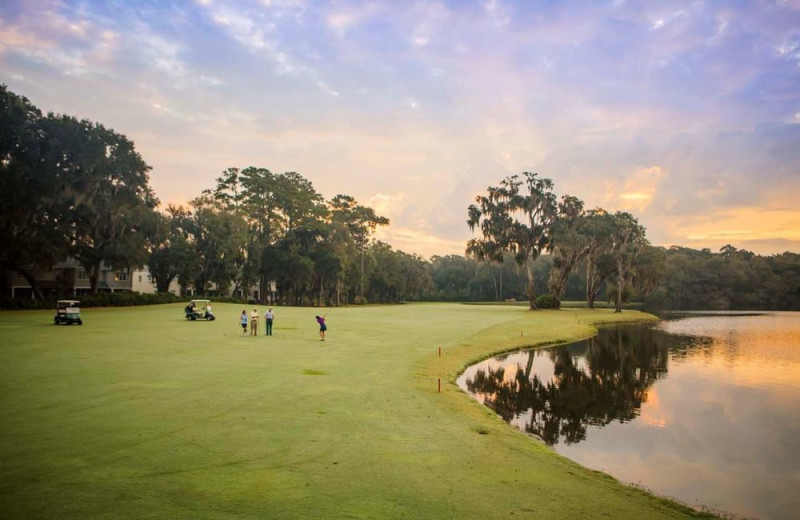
[315,314,327,341]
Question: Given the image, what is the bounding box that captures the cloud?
[376,225,466,259]
[0,19,54,50]
[484,0,511,27]
[134,29,188,80]
[409,1,450,47]
[203,4,275,52]
[3,0,800,257]
[648,9,685,31]
[616,166,668,211]
[0,2,108,76]
[656,204,800,254]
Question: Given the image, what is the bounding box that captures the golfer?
[316,315,327,341]
[250,308,259,336]
[265,307,274,336]
[240,310,248,335]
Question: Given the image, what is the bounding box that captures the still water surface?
[457,312,800,520]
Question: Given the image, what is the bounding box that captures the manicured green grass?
[0,303,715,519]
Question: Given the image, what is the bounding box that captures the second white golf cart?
[184,299,215,321]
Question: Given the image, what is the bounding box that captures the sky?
[2,0,800,258]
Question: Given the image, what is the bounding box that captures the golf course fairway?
[0,303,717,519]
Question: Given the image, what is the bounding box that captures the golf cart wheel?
[208,315,215,321]
[77,319,83,325]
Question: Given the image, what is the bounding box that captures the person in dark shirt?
[315,315,327,341]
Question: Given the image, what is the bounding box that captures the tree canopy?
[1,85,159,296]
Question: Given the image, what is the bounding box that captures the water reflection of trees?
[465,325,706,445]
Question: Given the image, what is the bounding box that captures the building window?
[115,270,128,282]
[77,270,89,280]
[138,275,142,283]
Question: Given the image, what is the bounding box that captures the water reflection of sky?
[458,313,800,520]
[660,312,800,391]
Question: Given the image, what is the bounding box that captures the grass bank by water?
[0,303,714,519]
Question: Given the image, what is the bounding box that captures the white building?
[7,261,179,298]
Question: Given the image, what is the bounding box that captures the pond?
[457,312,800,520]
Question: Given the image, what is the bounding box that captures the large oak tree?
[467,172,558,310]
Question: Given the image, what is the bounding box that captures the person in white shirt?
[250,308,259,336]
[264,307,274,336]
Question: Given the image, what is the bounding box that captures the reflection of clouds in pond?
[572,355,589,375]
[561,360,800,520]
[638,388,668,429]
[459,319,800,520]
[661,314,800,390]
[559,426,772,519]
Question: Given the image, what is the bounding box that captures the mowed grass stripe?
[0,303,714,519]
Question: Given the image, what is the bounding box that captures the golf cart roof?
[190,299,211,304]
[57,300,80,304]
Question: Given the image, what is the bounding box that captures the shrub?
[535,294,559,309]
[0,291,182,310]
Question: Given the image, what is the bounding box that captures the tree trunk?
[587,289,597,309]
[156,274,175,293]
[89,264,101,294]
[194,274,204,297]
[615,258,624,313]
[550,267,570,307]
[585,259,598,309]
[359,248,365,300]
[550,251,577,307]
[523,350,535,379]
[525,259,537,310]
[10,265,45,300]
[499,269,503,301]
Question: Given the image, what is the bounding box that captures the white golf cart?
[184,299,215,321]
[54,300,83,325]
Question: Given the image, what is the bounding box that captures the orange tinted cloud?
[375,225,466,258]
[603,166,668,212]
[666,205,800,251]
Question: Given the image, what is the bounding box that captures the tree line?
[425,246,800,311]
[455,173,798,311]
[466,172,662,311]
[148,168,432,305]
[2,85,798,310]
[0,85,428,305]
